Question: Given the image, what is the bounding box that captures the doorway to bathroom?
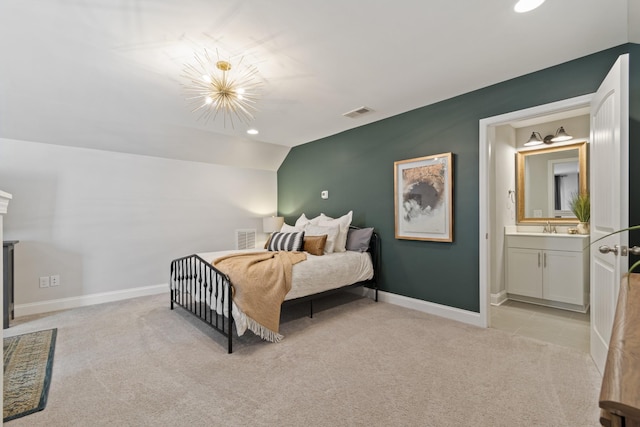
[481,97,593,353]
[479,55,629,374]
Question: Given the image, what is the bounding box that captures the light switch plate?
[39,276,50,288]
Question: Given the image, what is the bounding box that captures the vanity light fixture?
[523,127,573,147]
[524,132,544,147]
[550,126,572,142]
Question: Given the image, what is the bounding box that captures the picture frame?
[394,152,453,242]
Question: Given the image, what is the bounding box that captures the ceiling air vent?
[342,106,374,118]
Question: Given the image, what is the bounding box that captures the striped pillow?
[267,231,305,252]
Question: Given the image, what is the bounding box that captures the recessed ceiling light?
[514,0,545,13]
[247,129,259,135]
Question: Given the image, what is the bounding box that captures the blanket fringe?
[245,316,284,343]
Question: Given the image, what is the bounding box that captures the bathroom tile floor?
[490,299,590,353]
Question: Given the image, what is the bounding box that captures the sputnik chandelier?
[182,49,262,128]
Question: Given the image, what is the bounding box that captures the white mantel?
[0,190,12,214]
[0,189,12,412]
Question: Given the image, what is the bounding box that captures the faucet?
[543,221,556,233]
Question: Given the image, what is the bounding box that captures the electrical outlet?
[50,275,60,287]
[39,276,50,288]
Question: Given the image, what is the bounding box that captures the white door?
[589,54,629,374]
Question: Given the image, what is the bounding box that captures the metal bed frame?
[170,228,380,354]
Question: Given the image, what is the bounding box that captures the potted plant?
[570,193,590,234]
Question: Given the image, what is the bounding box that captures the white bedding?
[193,249,374,337]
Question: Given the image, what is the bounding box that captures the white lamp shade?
[551,126,573,142]
[263,216,284,233]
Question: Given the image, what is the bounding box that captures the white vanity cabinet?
[505,233,589,312]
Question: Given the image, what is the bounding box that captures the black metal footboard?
[170,254,235,353]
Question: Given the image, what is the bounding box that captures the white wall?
[0,138,278,310]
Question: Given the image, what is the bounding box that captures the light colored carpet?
[4,292,602,426]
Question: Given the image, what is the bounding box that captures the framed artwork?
[394,152,453,242]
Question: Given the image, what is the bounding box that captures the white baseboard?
[15,283,168,317]
[352,288,483,327]
[491,290,507,306]
[16,284,484,328]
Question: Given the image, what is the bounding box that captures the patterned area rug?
[3,328,57,422]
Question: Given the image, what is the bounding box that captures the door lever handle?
[599,245,620,255]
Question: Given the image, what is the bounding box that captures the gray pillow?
[345,228,374,252]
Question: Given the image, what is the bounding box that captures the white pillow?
[318,211,352,252]
[304,224,340,254]
[280,223,303,233]
[295,213,321,228]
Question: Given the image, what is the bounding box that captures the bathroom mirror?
[516,141,588,223]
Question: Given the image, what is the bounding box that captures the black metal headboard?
[349,225,380,292]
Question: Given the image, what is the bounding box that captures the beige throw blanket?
[213,251,307,342]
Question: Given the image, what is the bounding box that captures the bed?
[170,224,380,353]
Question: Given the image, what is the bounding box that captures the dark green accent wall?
[278,44,638,312]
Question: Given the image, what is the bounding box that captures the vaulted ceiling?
[1,1,638,170]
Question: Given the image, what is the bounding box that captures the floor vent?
[343,106,374,118]
[236,229,256,250]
